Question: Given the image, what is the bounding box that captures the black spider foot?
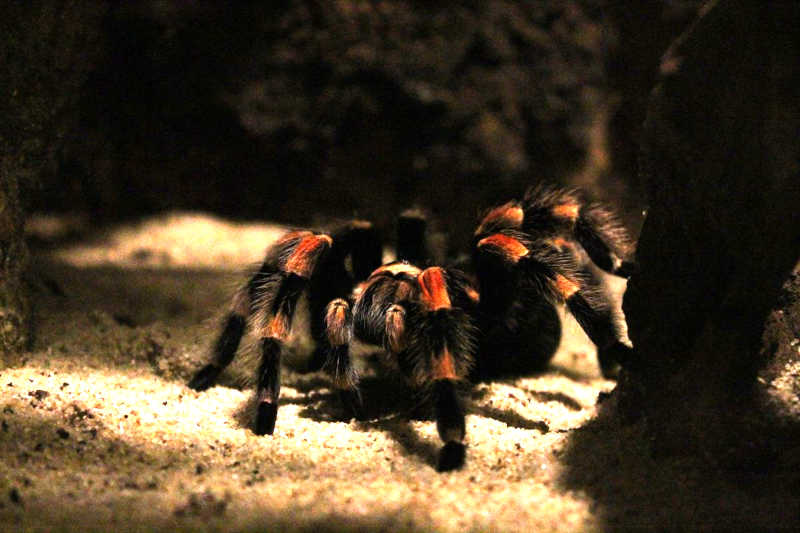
[188,364,222,391]
[598,342,636,379]
[337,388,364,420]
[437,441,466,472]
[255,401,278,435]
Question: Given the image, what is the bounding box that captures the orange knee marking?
[476,202,524,235]
[284,234,332,278]
[554,274,580,299]
[267,312,290,340]
[418,267,452,310]
[433,348,457,380]
[553,203,580,220]
[477,234,529,263]
[465,286,480,303]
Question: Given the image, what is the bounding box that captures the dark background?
[22,0,700,251]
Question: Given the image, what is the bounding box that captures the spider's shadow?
[231,357,568,469]
[231,369,444,468]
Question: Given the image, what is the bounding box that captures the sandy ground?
[2,213,798,532]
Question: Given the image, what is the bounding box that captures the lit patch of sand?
[47,212,289,269]
[0,361,606,532]
[3,212,620,532]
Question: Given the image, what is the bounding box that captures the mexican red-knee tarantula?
[188,183,634,471]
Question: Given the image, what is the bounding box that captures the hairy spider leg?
[474,201,525,238]
[573,202,635,277]
[472,232,560,377]
[533,237,632,375]
[252,233,333,435]
[476,182,635,279]
[253,273,302,434]
[519,183,634,278]
[186,230,319,392]
[187,231,311,392]
[563,291,633,378]
[306,221,382,373]
[476,231,632,378]
[352,264,476,471]
[544,236,634,378]
[407,267,477,471]
[320,297,362,417]
[186,290,249,391]
[188,231,333,435]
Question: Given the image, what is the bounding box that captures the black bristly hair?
[403,304,477,387]
[522,182,634,277]
[189,223,381,434]
[188,214,479,471]
[473,182,635,379]
[188,182,636,472]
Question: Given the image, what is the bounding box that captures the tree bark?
[0,1,106,354]
[0,163,30,352]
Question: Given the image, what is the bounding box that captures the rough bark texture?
[621,0,800,452]
[0,170,29,352]
[0,1,106,353]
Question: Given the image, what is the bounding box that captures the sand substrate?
[2,213,798,532]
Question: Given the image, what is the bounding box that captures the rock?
[621,0,800,452]
[759,266,800,421]
[601,1,702,227]
[29,390,50,401]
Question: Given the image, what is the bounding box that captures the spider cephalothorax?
[188,183,635,471]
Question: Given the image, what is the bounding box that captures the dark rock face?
[759,266,800,422]
[0,1,106,352]
[601,1,701,225]
[622,0,800,447]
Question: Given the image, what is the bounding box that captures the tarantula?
[188,183,634,471]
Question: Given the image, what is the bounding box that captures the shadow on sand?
[559,400,800,531]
